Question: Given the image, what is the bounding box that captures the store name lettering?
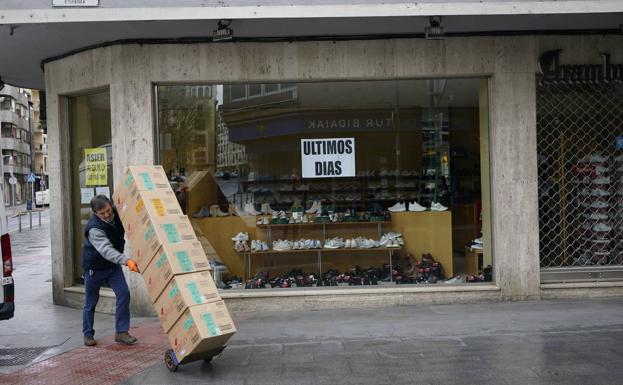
[307,118,392,130]
[539,50,623,82]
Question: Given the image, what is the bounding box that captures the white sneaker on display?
[273,240,292,251]
[431,202,448,211]
[590,201,609,209]
[324,237,344,249]
[245,203,261,216]
[231,232,249,241]
[388,202,406,212]
[589,154,607,162]
[407,201,426,212]
[305,201,318,214]
[444,276,465,284]
[593,223,612,232]
[591,189,610,197]
[584,213,609,220]
[261,203,275,215]
[593,176,610,185]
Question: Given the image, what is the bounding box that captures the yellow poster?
[85,148,107,186]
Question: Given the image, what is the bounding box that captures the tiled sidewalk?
[0,322,168,385]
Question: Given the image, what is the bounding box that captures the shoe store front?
[44,35,623,315]
[157,78,492,294]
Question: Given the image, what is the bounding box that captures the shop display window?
[68,90,113,283]
[155,79,491,291]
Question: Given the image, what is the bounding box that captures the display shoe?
[305,200,318,214]
[251,240,258,251]
[210,205,230,217]
[231,232,249,241]
[245,203,261,216]
[228,203,239,216]
[234,240,244,252]
[407,201,426,212]
[324,237,344,249]
[261,202,275,215]
[345,239,352,248]
[430,202,448,211]
[291,198,303,211]
[192,206,210,218]
[388,202,406,212]
[242,241,251,252]
[273,240,292,251]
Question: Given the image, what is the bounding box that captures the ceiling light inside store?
[213,20,234,42]
[425,16,445,40]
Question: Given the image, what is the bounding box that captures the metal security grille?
[537,80,623,271]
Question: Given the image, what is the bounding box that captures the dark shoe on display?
[483,265,493,282]
[114,332,138,345]
[84,335,97,347]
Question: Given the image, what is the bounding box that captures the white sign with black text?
[53,0,99,6]
[301,138,355,178]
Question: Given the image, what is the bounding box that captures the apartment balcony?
[0,138,31,154]
[0,110,20,126]
[0,86,29,108]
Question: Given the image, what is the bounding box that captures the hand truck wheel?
[164,349,178,372]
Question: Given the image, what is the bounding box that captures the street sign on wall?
[52,0,99,6]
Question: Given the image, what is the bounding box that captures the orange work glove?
[126,259,140,273]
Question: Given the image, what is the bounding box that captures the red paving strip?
[0,323,170,385]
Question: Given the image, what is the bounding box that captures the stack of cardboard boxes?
[113,165,236,361]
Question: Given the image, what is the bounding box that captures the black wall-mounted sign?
[538,50,623,83]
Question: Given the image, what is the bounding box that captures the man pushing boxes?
[112,165,236,368]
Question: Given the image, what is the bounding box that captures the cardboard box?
[126,215,198,270]
[118,189,183,228]
[154,271,221,333]
[141,241,212,302]
[113,165,170,213]
[166,301,236,362]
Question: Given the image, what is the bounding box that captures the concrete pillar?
[110,80,157,316]
[489,37,540,299]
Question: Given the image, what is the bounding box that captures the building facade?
[0,85,34,207]
[0,1,622,316]
[31,90,49,193]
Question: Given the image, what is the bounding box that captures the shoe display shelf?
[571,155,614,266]
[257,221,391,245]
[239,221,402,282]
[239,175,422,212]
